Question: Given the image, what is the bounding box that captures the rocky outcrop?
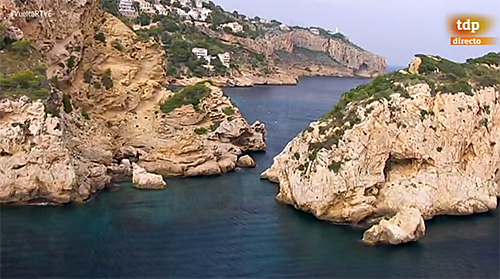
[262,54,500,244]
[362,208,426,245]
[0,0,267,204]
[237,155,256,168]
[127,83,267,177]
[132,163,167,189]
[0,95,112,204]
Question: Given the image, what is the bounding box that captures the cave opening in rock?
[358,62,369,71]
[382,155,432,182]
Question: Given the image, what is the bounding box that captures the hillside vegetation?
[0,33,51,101]
[99,0,378,80]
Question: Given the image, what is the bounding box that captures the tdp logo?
[448,14,497,45]
[448,14,494,36]
[456,19,480,33]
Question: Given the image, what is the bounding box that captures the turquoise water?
[1,77,498,278]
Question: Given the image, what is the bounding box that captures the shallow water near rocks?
[1,77,499,278]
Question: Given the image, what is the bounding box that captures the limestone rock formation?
[237,155,256,168]
[262,53,500,244]
[0,95,112,204]
[0,0,267,204]
[362,208,426,245]
[128,83,267,177]
[132,163,167,190]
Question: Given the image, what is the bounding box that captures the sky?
[214,0,500,66]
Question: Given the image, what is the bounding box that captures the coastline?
[169,72,376,88]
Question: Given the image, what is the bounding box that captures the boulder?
[237,155,256,168]
[362,208,426,245]
[132,163,167,190]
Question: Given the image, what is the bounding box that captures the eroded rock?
[237,155,256,168]
[132,163,167,189]
[362,208,426,245]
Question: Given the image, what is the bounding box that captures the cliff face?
[192,27,385,84]
[0,0,266,204]
[262,53,500,245]
[266,30,385,76]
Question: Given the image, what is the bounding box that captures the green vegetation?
[297,164,306,172]
[62,94,73,113]
[293,152,300,160]
[480,118,489,129]
[420,109,431,121]
[210,120,222,131]
[415,53,499,93]
[94,32,106,43]
[159,82,211,113]
[83,70,93,83]
[66,55,77,69]
[102,69,114,90]
[328,161,342,173]
[0,69,50,99]
[111,39,124,51]
[99,0,120,16]
[8,40,32,54]
[194,127,208,135]
[82,112,91,120]
[223,106,235,115]
[466,52,499,66]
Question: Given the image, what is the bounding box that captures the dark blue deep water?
[1,77,499,278]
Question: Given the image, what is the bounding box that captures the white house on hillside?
[154,2,169,15]
[188,7,211,21]
[136,0,156,14]
[279,24,290,31]
[310,28,320,35]
[118,0,138,17]
[192,48,208,59]
[218,52,231,68]
[221,22,243,33]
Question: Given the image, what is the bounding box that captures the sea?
[0,76,498,278]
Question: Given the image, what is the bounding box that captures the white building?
[192,48,208,59]
[188,7,211,21]
[154,2,169,15]
[118,0,138,17]
[218,52,231,68]
[310,28,320,35]
[221,22,243,33]
[279,24,290,31]
[136,0,156,14]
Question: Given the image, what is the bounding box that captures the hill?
[99,0,386,86]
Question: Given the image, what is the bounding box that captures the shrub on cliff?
[466,52,500,66]
[62,94,73,113]
[8,40,33,54]
[94,32,106,43]
[111,39,124,51]
[159,82,211,113]
[0,69,50,100]
[101,69,114,90]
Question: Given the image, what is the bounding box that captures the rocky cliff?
[0,0,266,204]
[262,53,500,245]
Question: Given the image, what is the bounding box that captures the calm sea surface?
[1,77,498,278]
